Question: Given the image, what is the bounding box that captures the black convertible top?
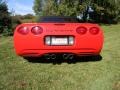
[39,16,80,23]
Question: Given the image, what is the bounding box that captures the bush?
[2,27,12,36]
[11,16,21,28]
[1,16,21,36]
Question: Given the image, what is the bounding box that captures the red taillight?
[76,27,87,35]
[89,27,99,35]
[31,26,43,35]
[17,26,29,35]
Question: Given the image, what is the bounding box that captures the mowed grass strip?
[0,24,120,90]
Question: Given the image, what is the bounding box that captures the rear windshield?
[39,16,80,23]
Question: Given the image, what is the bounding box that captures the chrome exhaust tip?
[51,54,56,60]
[63,54,68,59]
[69,54,74,60]
[44,54,51,60]
[63,54,74,60]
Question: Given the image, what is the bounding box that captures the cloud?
[8,0,35,15]
[14,2,34,15]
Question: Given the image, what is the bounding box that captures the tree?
[92,0,120,23]
[23,14,34,19]
[33,0,86,16]
[0,0,12,34]
[33,0,120,23]
[33,0,47,15]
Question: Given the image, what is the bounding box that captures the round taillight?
[17,26,29,35]
[89,27,99,35]
[76,27,87,35]
[31,26,43,35]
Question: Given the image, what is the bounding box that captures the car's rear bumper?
[18,48,101,57]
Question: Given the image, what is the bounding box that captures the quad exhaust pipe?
[44,54,51,60]
[44,54,56,60]
[63,54,74,60]
[51,54,56,59]
[44,54,74,60]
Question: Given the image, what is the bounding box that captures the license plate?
[51,37,68,45]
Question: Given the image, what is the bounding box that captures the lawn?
[0,24,120,90]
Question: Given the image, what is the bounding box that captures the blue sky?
[7,0,35,15]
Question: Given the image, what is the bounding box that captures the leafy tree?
[33,0,120,23]
[0,0,12,35]
[33,0,86,16]
[23,14,34,19]
[33,0,46,15]
[92,0,120,23]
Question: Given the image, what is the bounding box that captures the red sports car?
[14,16,104,59]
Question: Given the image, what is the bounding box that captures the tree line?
[33,0,120,23]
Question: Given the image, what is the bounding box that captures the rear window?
[39,16,80,23]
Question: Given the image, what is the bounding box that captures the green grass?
[0,24,120,90]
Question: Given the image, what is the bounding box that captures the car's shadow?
[24,55,102,64]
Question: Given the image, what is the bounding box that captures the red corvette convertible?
[14,16,104,59]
